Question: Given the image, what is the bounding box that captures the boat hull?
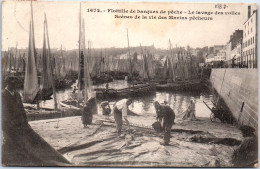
[95,84,156,100]
[24,101,82,121]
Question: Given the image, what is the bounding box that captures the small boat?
[24,101,82,121]
[55,78,74,90]
[92,74,113,85]
[40,88,53,100]
[95,83,155,99]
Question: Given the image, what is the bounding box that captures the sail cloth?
[59,48,67,79]
[77,7,94,102]
[18,54,26,73]
[82,19,94,100]
[23,18,39,103]
[41,20,52,91]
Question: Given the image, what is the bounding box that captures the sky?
[1,1,257,50]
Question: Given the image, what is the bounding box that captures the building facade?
[205,53,215,63]
[215,49,226,61]
[242,6,257,68]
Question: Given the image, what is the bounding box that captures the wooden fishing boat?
[95,83,155,99]
[55,78,74,90]
[91,73,113,85]
[61,5,98,116]
[23,100,81,121]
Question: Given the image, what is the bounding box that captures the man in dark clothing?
[2,77,70,166]
[81,97,96,128]
[154,101,175,145]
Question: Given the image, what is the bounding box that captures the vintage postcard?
[1,1,258,167]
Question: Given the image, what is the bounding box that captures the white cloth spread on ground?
[114,99,128,118]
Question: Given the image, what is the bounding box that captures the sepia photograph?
[1,1,258,167]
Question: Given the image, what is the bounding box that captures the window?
[251,28,252,33]
[253,36,254,44]
[251,18,253,23]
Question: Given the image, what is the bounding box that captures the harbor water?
[37,80,214,119]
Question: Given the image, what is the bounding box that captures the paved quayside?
[29,113,243,167]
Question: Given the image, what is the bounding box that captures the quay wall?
[210,68,258,129]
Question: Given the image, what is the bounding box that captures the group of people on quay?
[82,93,196,146]
[2,75,198,165]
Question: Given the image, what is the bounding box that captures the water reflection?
[128,91,213,118]
[36,80,213,119]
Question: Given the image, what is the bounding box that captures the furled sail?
[23,3,39,103]
[41,19,52,92]
[77,4,94,103]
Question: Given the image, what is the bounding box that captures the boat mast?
[126,29,134,87]
[140,43,150,83]
[45,13,57,111]
[83,19,88,103]
[77,2,82,106]
[168,40,175,82]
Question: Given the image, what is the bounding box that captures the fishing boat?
[23,12,58,110]
[61,5,97,112]
[39,15,55,100]
[23,6,40,104]
[23,101,81,121]
[95,33,156,100]
[7,3,71,166]
[54,45,74,90]
[95,83,155,99]
[155,41,203,91]
[90,53,113,85]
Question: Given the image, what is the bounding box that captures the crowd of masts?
[1,2,201,109]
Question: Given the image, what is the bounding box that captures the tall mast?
[126,29,133,87]
[168,39,175,82]
[140,43,150,83]
[77,2,82,106]
[83,19,88,103]
[45,13,57,111]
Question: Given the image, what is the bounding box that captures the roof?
[206,53,215,58]
[243,9,257,25]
